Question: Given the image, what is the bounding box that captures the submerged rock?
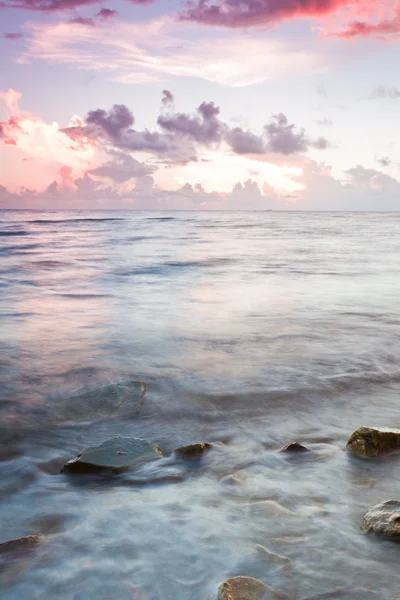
[362,500,400,537]
[61,437,163,473]
[0,535,40,555]
[279,442,310,453]
[49,380,146,425]
[174,442,213,459]
[218,576,272,600]
[346,426,400,458]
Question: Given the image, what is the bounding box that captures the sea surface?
[1,210,400,599]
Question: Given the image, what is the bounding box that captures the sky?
[1,0,400,210]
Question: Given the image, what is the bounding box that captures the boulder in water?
[362,500,400,537]
[174,442,212,459]
[218,576,272,600]
[279,442,310,453]
[61,437,163,474]
[0,535,40,555]
[346,426,400,458]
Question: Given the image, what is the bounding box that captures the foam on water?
[1,210,400,599]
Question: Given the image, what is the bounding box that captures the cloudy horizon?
[1,0,400,210]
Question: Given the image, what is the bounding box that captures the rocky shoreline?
[2,383,400,599]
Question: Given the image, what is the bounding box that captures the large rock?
[346,426,400,458]
[0,535,40,555]
[362,500,400,537]
[174,442,213,459]
[218,576,272,600]
[61,437,163,473]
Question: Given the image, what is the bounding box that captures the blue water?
[1,210,400,599]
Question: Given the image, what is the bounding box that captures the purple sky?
[1,0,400,209]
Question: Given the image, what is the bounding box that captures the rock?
[0,535,40,555]
[362,500,400,537]
[61,437,163,473]
[174,442,212,459]
[279,442,310,453]
[50,380,146,425]
[346,426,400,458]
[254,545,291,568]
[218,576,272,600]
[220,473,243,485]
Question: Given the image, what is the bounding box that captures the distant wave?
[146,217,175,222]
[30,218,124,224]
[0,230,28,236]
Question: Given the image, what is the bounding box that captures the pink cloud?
[179,0,351,29]
[4,32,24,40]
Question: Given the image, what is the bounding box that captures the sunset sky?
[1,0,400,209]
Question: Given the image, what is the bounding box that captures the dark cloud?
[370,86,400,100]
[0,0,151,10]
[61,98,329,164]
[87,151,155,182]
[157,101,223,145]
[69,16,95,26]
[0,0,100,11]
[4,32,24,39]
[179,0,348,29]
[264,113,329,155]
[226,128,264,154]
[376,156,391,168]
[96,7,118,19]
[161,90,174,105]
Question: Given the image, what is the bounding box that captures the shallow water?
[1,210,400,599]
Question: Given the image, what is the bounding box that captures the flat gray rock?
[61,437,163,473]
[362,500,400,537]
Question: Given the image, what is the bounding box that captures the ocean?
[1,210,400,599]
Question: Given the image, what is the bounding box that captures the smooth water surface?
[1,210,400,599]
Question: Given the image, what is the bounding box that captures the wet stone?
[218,576,273,600]
[346,426,400,458]
[174,442,213,459]
[279,442,310,453]
[362,500,400,537]
[61,437,163,474]
[0,535,40,555]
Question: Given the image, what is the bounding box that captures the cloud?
[19,18,339,88]
[179,0,352,28]
[332,16,400,40]
[289,160,400,210]
[376,156,391,167]
[69,16,95,26]
[316,117,333,125]
[226,114,330,155]
[0,0,151,10]
[157,101,223,145]
[96,8,118,20]
[226,128,264,154]
[4,33,24,40]
[370,86,400,99]
[0,0,100,10]
[161,90,174,105]
[62,96,330,164]
[87,151,155,182]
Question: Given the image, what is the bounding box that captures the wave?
[0,230,28,236]
[30,218,124,224]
